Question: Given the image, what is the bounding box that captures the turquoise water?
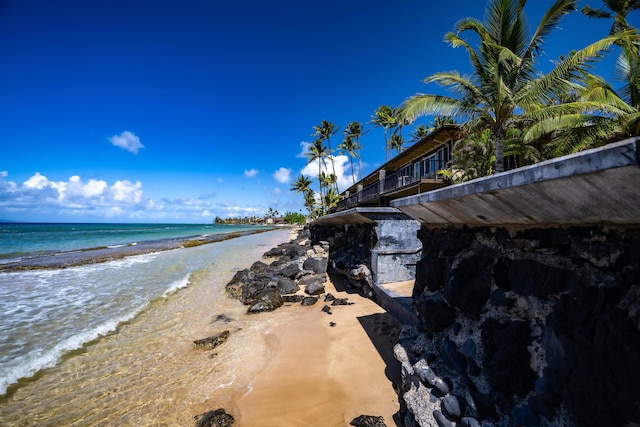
[0,222,257,259]
[0,222,278,397]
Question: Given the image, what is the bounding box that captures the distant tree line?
[213,210,306,225]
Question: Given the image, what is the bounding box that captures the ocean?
[0,223,294,425]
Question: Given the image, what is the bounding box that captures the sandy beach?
[0,228,403,426]
[231,271,402,426]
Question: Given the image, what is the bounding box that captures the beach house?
[334,124,462,212]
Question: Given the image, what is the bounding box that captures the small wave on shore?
[0,227,294,426]
[0,304,144,396]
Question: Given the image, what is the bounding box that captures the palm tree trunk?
[327,139,338,192]
[495,133,504,173]
[350,156,356,184]
[318,158,324,213]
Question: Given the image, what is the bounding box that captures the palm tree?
[371,105,397,160]
[401,0,574,172]
[393,106,412,145]
[390,132,405,154]
[290,175,315,214]
[409,124,430,143]
[312,120,339,191]
[290,174,312,195]
[582,0,640,35]
[409,116,457,143]
[342,121,367,177]
[337,135,359,184]
[323,187,341,212]
[400,0,628,173]
[583,0,640,110]
[304,138,329,214]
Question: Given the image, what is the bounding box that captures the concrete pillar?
[369,213,422,286]
[379,169,386,194]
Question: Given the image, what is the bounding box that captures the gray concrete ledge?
[391,137,640,227]
[372,247,422,255]
[310,207,402,226]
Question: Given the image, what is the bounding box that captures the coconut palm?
[409,124,430,143]
[583,0,640,109]
[403,0,631,172]
[323,187,341,211]
[312,120,339,191]
[393,106,412,146]
[582,0,640,35]
[290,174,312,195]
[342,121,367,178]
[400,0,630,173]
[290,174,315,214]
[338,135,361,184]
[390,132,405,154]
[371,105,397,160]
[304,138,329,213]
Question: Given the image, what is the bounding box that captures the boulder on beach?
[240,274,278,305]
[278,263,302,279]
[225,269,251,299]
[193,330,230,350]
[276,276,299,294]
[194,408,234,427]
[303,257,328,274]
[263,246,284,258]
[350,415,386,427]
[301,296,318,306]
[282,294,304,303]
[300,274,326,295]
[247,288,283,313]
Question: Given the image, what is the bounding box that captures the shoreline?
[0,227,403,426]
[0,227,277,272]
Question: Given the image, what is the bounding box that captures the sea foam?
[0,305,144,396]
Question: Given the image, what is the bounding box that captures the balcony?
[335,159,448,211]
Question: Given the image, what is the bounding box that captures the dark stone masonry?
[395,225,640,427]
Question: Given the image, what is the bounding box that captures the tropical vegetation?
[290,0,639,215]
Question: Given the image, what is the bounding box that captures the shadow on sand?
[327,270,405,425]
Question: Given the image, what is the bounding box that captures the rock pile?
[311,224,376,297]
[225,228,331,312]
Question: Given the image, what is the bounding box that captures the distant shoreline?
[0,227,276,272]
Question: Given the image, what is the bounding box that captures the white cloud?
[24,172,50,190]
[0,172,148,217]
[109,131,144,154]
[273,167,291,184]
[0,171,304,222]
[111,180,143,203]
[300,154,354,192]
[244,169,259,178]
[297,141,310,158]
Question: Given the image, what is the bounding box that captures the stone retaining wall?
[396,225,640,427]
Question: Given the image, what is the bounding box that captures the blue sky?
[0,0,634,223]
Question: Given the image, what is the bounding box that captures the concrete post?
[379,169,386,194]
